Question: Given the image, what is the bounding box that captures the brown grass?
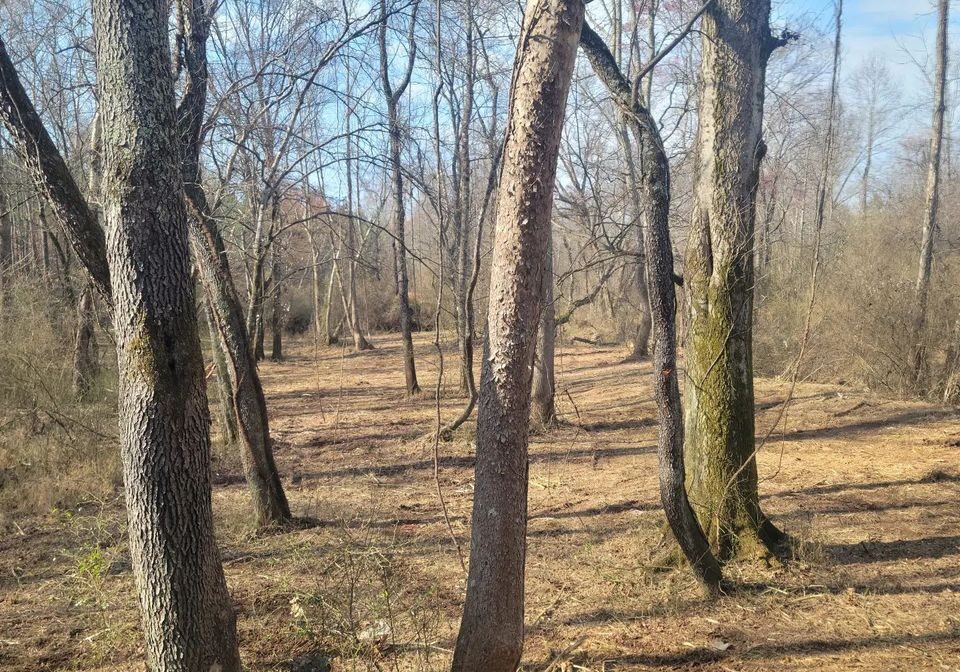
[1,333,959,671]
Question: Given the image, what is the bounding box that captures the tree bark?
[451,0,583,668]
[91,0,241,665]
[682,0,789,561]
[205,298,239,445]
[579,20,722,594]
[176,0,291,527]
[531,231,557,428]
[912,0,949,392]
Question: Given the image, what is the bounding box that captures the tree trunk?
[531,231,557,428]
[270,243,283,362]
[91,0,241,665]
[176,0,292,528]
[579,21,723,594]
[912,0,949,392]
[379,0,420,395]
[0,176,12,305]
[683,0,788,561]
[205,299,238,445]
[72,283,98,401]
[451,0,583,668]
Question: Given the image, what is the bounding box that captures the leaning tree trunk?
[91,0,241,666]
[451,0,583,669]
[912,0,949,393]
[579,20,723,595]
[205,298,238,445]
[72,283,98,401]
[176,0,291,528]
[683,0,789,561]
[531,230,557,427]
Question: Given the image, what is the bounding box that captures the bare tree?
[379,0,422,396]
[91,0,240,664]
[911,0,949,391]
[683,0,792,561]
[451,0,584,668]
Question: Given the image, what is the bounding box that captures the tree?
[911,0,949,392]
[91,0,241,665]
[531,232,557,427]
[451,0,584,668]
[379,0,422,396]
[683,0,791,561]
[579,15,722,595]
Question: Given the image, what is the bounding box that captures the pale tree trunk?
[451,0,583,668]
[683,0,790,561]
[205,298,238,445]
[379,0,421,396]
[453,0,476,394]
[343,89,373,351]
[618,125,652,361]
[72,283,99,401]
[912,0,949,392]
[579,21,722,594]
[270,242,283,361]
[531,231,557,427]
[92,0,241,666]
[0,176,12,305]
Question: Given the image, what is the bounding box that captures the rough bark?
[0,36,111,302]
[91,0,241,666]
[579,21,722,593]
[912,0,949,392]
[531,231,557,428]
[451,0,583,668]
[378,0,421,395]
[682,0,789,561]
[176,0,291,527]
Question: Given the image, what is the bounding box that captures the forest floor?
[2,334,960,671]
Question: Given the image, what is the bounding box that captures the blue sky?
[783,0,953,95]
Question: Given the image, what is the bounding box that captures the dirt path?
[2,334,959,670]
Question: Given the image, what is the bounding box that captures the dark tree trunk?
[92,0,241,665]
[683,0,788,561]
[579,21,722,594]
[451,0,583,668]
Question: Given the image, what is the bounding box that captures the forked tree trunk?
[912,0,949,392]
[451,0,583,668]
[683,0,789,561]
[579,21,722,594]
[91,0,241,666]
[531,231,557,427]
[72,283,98,401]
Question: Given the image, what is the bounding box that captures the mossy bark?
[683,0,787,562]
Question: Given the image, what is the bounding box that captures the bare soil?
[2,334,959,671]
